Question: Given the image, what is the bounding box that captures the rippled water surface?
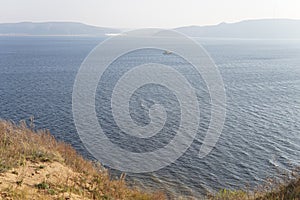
[0,36,299,198]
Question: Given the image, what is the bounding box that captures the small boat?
[163,50,172,55]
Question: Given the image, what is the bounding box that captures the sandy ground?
[0,161,89,200]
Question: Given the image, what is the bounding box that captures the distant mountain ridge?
[175,19,300,39]
[0,22,120,36]
[0,19,300,38]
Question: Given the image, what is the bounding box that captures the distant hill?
[1,19,300,38]
[0,22,120,36]
[175,19,300,39]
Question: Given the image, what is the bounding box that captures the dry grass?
[0,119,299,200]
[0,120,166,200]
[255,177,300,200]
[207,168,300,200]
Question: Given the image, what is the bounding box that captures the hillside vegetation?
[0,120,165,200]
[0,120,299,200]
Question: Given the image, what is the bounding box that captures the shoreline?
[0,120,299,199]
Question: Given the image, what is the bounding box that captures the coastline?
[0,120,299,200]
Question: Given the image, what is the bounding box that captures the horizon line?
[1,17,300,30]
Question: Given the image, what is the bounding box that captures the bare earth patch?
[0,161,91,200]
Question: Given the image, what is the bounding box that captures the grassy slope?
[0,120,299,200]
[208,177,300,200]
[0,120,165,200]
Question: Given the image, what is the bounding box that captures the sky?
[1,0,300,28]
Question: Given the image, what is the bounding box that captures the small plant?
[35,181,50,190]
[47,188,56,195]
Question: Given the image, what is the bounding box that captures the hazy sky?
[1,0,300,28]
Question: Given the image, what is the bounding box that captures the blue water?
[0,36,299,198]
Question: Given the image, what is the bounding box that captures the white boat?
[163,50,172,55]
